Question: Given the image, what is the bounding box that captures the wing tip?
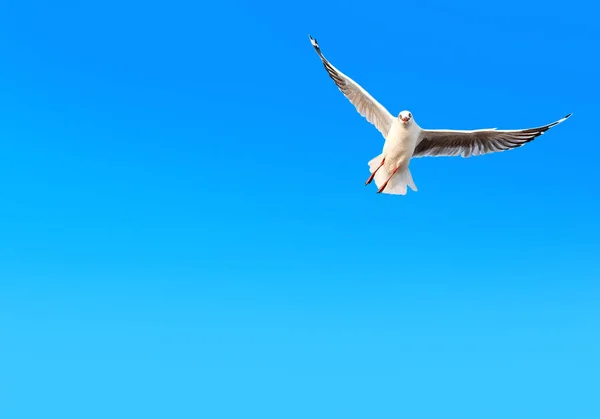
[554,112,573,126]
[308,34,318,48]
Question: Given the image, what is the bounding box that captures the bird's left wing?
[413,114,572,158]
[309,35,394,139]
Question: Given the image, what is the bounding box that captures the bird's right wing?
[309,35,394,139]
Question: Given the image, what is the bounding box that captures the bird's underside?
[308,35,572,195]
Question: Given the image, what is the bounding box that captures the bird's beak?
[401,117,409,123]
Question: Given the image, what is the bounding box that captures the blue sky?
[1,0,599,418]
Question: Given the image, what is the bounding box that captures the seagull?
[309,35,572,195]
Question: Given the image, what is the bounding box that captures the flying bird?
[308,35,572,195]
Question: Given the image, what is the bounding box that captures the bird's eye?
[408,113,412,118]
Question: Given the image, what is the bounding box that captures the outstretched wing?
[309,35,394,139]
[413,114,572,158]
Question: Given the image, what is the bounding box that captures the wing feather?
[309,35,394,139]
[413,114,572,158]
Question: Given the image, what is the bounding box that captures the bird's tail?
[368,155,417,195]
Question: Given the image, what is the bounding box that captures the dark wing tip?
[552,113,573,127]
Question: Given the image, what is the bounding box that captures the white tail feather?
[367,155,384,171]
[368,155,417,195]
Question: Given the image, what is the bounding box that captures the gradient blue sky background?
[1,0,599,418]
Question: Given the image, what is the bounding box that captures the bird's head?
[398,110,412,125]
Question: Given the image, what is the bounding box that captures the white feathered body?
[383,119,421,170]
[368,119,421,195]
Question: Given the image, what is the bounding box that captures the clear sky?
[1,0,598,418]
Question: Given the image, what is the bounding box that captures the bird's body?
[383,117,419,170]
[308,35,572,195]
[369,116,421,194]
[382,118,421,193]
